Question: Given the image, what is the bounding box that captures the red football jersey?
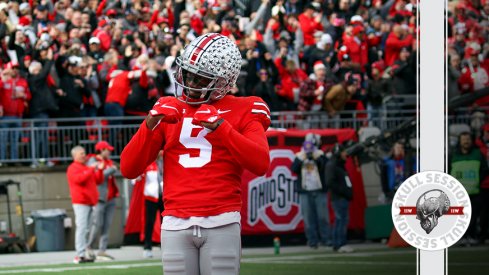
[121,95,271,218]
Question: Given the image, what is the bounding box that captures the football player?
[120,33,271,274]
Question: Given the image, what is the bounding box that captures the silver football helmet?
[173,33,242,105]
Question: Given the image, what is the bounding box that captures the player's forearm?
[121,122,163,179]
[214,120,270,176]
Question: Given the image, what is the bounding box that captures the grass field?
[0,246,487,275]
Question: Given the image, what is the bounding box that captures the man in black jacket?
[57,56,90,152]
[325,142,354,253]
[58,56,90,123]
[27,49,59,167]
[291,134,331,248]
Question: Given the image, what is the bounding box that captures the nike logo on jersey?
[217,109,231,114]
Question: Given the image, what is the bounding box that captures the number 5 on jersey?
[179,118,212,168]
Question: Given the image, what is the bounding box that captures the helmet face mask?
[173,58,226,105]
[172,33,242,105]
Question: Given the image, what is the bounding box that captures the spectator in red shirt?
[0,62,31,165]
[384,24,414,66]
[104,54,148,146]
[298,4,323,47]
[275,56,308,107]
[67,145,104,264]
[342,25,369,72]
[104,57,149,121]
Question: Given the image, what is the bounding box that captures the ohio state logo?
[247,149,301,231]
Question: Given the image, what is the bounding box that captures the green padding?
[365,204,394,240]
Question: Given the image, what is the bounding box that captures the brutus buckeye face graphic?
[416,190,450,234]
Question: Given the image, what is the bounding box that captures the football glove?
[192,104,221,126]
[149,97,183,124]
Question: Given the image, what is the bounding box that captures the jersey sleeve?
[245,96,271,131]
[120,121,166,179]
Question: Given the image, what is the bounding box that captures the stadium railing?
[0,108,421,165]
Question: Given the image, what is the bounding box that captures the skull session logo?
[392,171,471,250]
[415,190,451,234]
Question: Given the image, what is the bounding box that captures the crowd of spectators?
[448,0,489,107]
[0,0,422,125]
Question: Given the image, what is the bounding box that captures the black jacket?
[291,150,328,193]
[251,80,282,112]
[325,157,353,201]
[58,73,90,112]
[27,60,59,116]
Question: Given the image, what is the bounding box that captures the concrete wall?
[0,167,127,251]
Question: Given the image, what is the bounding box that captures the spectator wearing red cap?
[384,24,414,66]
[106,9,117,18]
[86,141,119,261]
[67,145,104,263]
[475,123,489,243]
[298,4,324,47]
[342,25,368,72]
[0,61,31,165]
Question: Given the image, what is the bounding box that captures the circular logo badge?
[391,171,472,251]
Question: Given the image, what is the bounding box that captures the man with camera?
[291,133,330,249]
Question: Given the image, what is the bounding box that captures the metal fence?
[22,105,489,166]
[0,117,143,165]
[4,94,485,166]
[0,109,422,165]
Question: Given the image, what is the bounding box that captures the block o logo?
[391,171,471,251]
